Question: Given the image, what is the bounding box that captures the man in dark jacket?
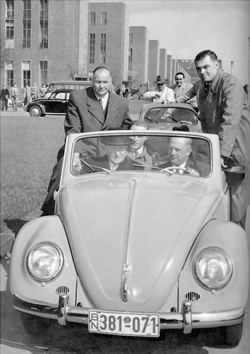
[41,66,132,215]
[176,50,250,228]
[1,85,10,111]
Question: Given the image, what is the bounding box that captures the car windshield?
[144,107,198,125]
[71,133,211,177]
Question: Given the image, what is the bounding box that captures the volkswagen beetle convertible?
[10,129,249,346]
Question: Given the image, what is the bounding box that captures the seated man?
[159,136,209,177]
[78,135,134,173]
[128,121,153,169]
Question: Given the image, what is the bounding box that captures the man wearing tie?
[41,66,132,215]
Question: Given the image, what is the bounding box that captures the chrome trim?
[13,294,244,332]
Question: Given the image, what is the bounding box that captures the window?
[100,33,106,64]
[5,61,14,87]
[6,0,14,40]
[23,0,31,48]
[40,0,48,48]
[129,33,133,43]
[22,61,31,87]
[128,48,133,70]
[89,33,95,64]
[101,12,107,25]
[40,61,48,85]
[90,12,96,25]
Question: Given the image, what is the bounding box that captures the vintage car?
[25,89,73,117]
[10,129,249,347]
[138,102,201,132]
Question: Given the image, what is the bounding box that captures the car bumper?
[13,293,244,334]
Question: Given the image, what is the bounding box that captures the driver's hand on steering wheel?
[186,167,200,177]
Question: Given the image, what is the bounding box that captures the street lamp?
[230,61,234,74]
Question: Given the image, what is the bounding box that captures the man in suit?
[41,66,132,215]
[171,72,197,109]
[9,83,19,111]
[127,121,153,169]
[160,136,209,177]
[79,136,134,174]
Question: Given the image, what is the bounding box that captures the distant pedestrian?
[40,84,48,97]
[31,82,40,100]
[1,84,10,111]
[10,83,19,111]
[23,84,32,106]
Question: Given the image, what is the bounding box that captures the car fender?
[10,216,80,306]
[179,219,249,312]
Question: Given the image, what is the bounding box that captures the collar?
[208,68,224,94]
[131,146,144,156]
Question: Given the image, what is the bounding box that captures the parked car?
[10,129,249,346]
[139,102,202,132]
[25,89,73,117]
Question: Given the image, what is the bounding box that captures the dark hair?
[93,66,111,76]
[172,125,190,132]
[194,50,218,62]
[175,72,185,79]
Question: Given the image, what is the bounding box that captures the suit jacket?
[64,86,132,135]
[159,157,209,177]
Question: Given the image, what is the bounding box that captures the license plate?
[88,310,159,337]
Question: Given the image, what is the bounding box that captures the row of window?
[89,33,106,64]
[4,60,48,88]
[90,11,107,25]
[5,0,48,49]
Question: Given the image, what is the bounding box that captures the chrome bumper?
[13,294,244,334]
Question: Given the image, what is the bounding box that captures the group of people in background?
[1,82,48,111]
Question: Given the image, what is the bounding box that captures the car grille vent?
[56,286,70,295]
[185,291,201,301]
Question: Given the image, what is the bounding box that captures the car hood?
[60,176,219,311]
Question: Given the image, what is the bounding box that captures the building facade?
[88,2,129,86]
[148,40,160,88]
[0,0,89,98]
[128,26,148,87]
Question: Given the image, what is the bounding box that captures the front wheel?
[20,311,52,335]
[29,106,42,117]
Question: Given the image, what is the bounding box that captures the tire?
[20,311,52,335]
[217,323,243,347]
[29,106,42,117]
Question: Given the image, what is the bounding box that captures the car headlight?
[193,247,233,290]
[27,242,64,282]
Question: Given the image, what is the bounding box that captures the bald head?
[169,137,193,166]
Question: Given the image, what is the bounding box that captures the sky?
[89,0,250,84]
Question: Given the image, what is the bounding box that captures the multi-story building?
[0,0,89,98]
[88,1,129,86]
[128,26,148,87]
[159,48,167,81]
[148,40,160,88]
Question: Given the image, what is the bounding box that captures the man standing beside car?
[9,83,19,111]
[178,49,250,229]
[172,72,197,109]
[143,76,175,104]
[41,65,132,215]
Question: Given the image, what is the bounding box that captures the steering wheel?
[179,120,193,125]
[160,166,189,174]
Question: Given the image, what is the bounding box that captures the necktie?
[99,99,104,111]
[204,82,211,93]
